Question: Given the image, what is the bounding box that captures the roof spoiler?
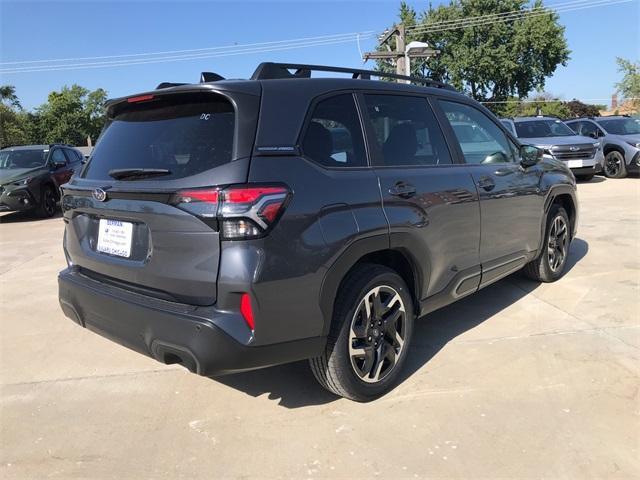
[155,72,225,90]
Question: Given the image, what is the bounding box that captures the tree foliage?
[380,0,570,103]
[565,99,604,118]
[0,84,107,148]
[498,93,568,118]
[615,57,640,110]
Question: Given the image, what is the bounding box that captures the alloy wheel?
[43,188,56,216]
[348,285,407,383]
[547,215,568,272]
[605,154,621,177]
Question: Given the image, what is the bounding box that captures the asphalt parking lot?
[1,176,638,479]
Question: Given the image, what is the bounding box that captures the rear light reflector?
[172,184,290,240]
[174,189,219,204]
[240,293,255,330]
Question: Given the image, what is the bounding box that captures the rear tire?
[37,185,57,218]
[523,205,570,283]
[604,151,627,178]
[309,264,414,401]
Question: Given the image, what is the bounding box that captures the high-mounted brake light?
[127,94,155,103]
[171,184,291,239]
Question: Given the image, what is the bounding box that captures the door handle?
[477,176,495,192]
[389,181,417,198]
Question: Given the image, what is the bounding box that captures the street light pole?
[363,24,440,83]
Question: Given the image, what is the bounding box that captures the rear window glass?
[302,94,367,168]
[82,95,235,181]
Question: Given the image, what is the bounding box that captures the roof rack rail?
[250,62,456,91]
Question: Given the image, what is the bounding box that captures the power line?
[406,0,632,35]
[0,31,376,66]
[1,0,633,74]
[404,0,596,32]
[0,36,376,74]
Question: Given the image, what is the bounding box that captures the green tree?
[565,99,604,118]
[36,85,107,145]
[615,57,640,111]
[0,85,27,147]
[0,85,22,109]
[381,0,570,103]
[498,93,569,118]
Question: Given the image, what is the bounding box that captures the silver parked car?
[501,116,605,181]
[565,116,640,179]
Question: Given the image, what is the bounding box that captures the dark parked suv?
[0,144,84,217]
[58,63,578,401]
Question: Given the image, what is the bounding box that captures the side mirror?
[53,160,66,169]
[520,145,542,168]
[587,131,598,139]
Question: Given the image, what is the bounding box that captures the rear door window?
[82,95,235,181]
[301,94,367,168]
[363,94,452,167]
[51,149,68,165]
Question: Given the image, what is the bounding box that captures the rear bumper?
[58,268,325,376]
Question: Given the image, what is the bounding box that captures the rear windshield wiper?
[108,168,171,180]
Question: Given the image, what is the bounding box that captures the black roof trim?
[250,62,456,90]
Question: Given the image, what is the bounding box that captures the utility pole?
[363,24,439,83]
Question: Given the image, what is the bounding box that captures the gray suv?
[565,116,640,178]
[58,63,578,401]
[501,116,604,181]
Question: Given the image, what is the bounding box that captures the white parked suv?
[565,116,640,178]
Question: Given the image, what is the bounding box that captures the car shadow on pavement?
[0,210,62,223]
[580,176,606,183]
[215,238,588,409]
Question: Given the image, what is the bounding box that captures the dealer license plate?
[96,219,133,258]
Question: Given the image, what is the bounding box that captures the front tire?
[604,151,627,178]
[37,185,57,218]
[523,205,571,282]
[310,264,414,401]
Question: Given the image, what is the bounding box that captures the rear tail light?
[170,184,290,239]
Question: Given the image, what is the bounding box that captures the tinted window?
[439,101,515,164]
[597,117,640,135]
[364,95,451,166]
[514,119,575,138]
[500,119,516,136]
[64,148,79,163]
[571,121,594,137]
[83,95,235,181]
[51,149,67,165]
[302,94,366,167]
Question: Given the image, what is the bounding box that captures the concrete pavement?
[1,176,638,479]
